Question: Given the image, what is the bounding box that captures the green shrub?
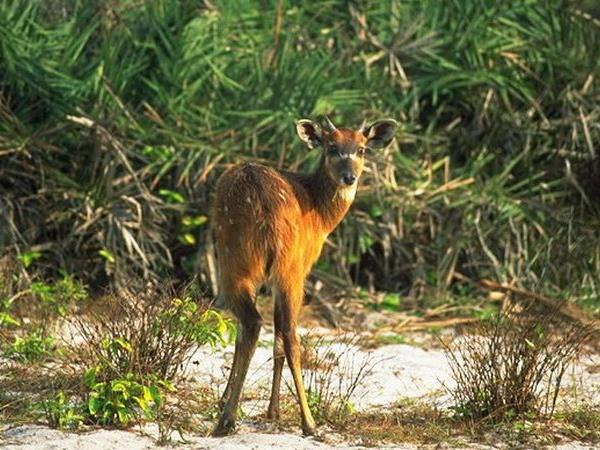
[0,296,19,328]
[30,274,87,317]
[74,287,233,380]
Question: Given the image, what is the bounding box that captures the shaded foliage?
[0,0,599,305]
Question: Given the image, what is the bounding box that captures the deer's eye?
[327,145,338,155]
[357,147,366,156]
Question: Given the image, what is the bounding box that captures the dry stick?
[265,0,283,69]
[395,317,480,332]
[205,232,219,296]
[321,274,594,334]
[195,153,224,186]
[477,278,593,325]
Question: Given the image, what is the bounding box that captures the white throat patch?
[336,184,357,203]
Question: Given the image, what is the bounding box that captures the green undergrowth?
[0,0,598,312]
[0,275,232,443]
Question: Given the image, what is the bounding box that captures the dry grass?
[336,400,460,446]
[442,302,596,422]
[558,403,600,441]
[297,332,380,424]
[0,359,82,423]
[326,398,600,448]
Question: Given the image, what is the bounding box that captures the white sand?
[1,327,598,449]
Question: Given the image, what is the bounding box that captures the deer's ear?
[363,119,398,149]
[296,119,323,149]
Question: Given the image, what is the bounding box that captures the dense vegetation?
[1,0,599,310]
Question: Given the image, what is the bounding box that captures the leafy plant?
[0,296,20,328]
[84,367,172,427]
[73,286,233,380]
[30,274,88,317]
[368,293,402,311]
[42,391,84,430]
[177,215,207,246]
[17,251,42,269]
[0,0,596,308]
[3,333,55,363]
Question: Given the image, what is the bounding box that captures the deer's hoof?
[212,415,236,437]
[302,423,317,436]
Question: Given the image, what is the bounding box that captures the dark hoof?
[302,424,317,436]
[212,415,236,437]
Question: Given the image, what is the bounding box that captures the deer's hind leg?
[274,278,316,435]
[267,290,285,420]
[213,284,263,436]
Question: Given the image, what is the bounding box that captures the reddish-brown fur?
[213,163,350,293]
[210,118,397,436]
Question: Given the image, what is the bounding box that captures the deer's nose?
[342,174,357,185]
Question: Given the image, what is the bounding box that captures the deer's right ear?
[296,120,323,149]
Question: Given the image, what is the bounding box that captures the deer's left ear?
[362,119,398,149]
[296,119,323,150]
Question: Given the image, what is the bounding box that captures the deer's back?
[212,163,323,288]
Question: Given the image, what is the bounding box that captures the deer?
[210,116,398,436]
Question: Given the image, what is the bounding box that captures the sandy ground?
[1,424,421,450]
[2,424,598,450]
[1,323,599,449]
[190,327,455,411]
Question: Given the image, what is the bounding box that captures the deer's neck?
[306,157,356,233]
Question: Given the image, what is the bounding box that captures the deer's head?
[296,117,398,188]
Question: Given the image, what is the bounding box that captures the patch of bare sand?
[1,424,418,450]
[2,314,598,449]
